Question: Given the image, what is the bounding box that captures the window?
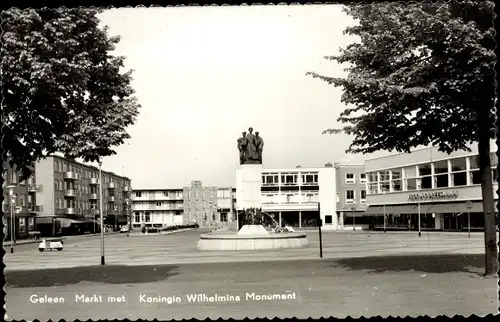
[144,212,151,222]
[263,174,279,185]
[378,170,390,193]
[163,191,169,196]
[368,183,379,194]
[220,213,227,222]
[346,190,355,204]
[434,160,448,174]
[469,156,479,170]
[20,195,25,207]
[434,173,449,188]
[452,172,467,186]
[10,171,18,184]
[281,174,297,185]
[405,178,418,191]
[345,173,355,184]
[360,190,366,203]
[301,173,318,185]
[324,215,333,224]
[470,170,481,185]
[156,201,162,207]
[403,166,417,179]
[360,173,367,183]
[491,152,498,168]
[368,173,377,183]
[134,212,140,223]
[451,158,467,172]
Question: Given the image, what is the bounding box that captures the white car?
[120,226,130,233]
[38,239,64,252]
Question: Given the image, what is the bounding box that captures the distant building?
[130,189,184,229]
[257,164,337,229]
[334,162,367,229]
[2,156,131,238]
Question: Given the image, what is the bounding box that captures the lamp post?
[317,202,323,258]
[417,184,421,237]
[126,199,130,237]
[98,159,105,265]
[383,190,386,233]
[6,185,17,254]
[466,200,473,238]
[351,206,356,231]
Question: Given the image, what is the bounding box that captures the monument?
[197,127,309,251]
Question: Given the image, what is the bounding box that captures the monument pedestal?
[236,164,262,210]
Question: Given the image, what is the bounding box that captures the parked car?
[120,226,130,233]
[39,238,64,252]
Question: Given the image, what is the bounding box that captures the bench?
[28,231,41,240]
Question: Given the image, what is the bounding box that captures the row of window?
[367,169,497,194]
[133,211,185,223]
[53,160,129,188]
[345,173,367,184]
[54,199,123,211]
[343,190,367,204]
[134,191,184,198]
[262,173,319,185]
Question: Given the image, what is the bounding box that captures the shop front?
[365,187,498,231]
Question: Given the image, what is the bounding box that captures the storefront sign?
[408,191,459,202]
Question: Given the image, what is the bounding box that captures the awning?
[365,201,498,215]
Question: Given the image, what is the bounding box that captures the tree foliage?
[1,8,140,178]
[307,1,497,275]
[307,1,496,154]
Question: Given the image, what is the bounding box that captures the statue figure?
[245,127,259,161]
[237,132,247,165]
[255,131,264,163]
[237,127,263,164]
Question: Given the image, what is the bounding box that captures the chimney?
[325,162,333,167]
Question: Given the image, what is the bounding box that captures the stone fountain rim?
[199,232,307,240]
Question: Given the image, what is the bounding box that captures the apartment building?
[130,189,184,229]
[257,164,337,230]
[334,161,368,229]
[364,146,498,231]
[3,155,132,238]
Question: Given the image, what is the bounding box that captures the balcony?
[28,205,43,213]
[28,184,43,192]
[123,186,131,192]
[89,193,98,200]
[109,196,116,202]
[108,182,116,189]
[64,172,80,180]
[89,178,99,185]
[64,189,78,197]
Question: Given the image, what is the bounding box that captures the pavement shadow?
[5,265,180,288]
[325,254,486,274]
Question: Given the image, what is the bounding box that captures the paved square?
[3,230,486,270]
[4,230,496,320]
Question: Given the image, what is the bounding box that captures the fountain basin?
[197,226,309,251]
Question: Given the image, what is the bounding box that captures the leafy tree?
[307,1,497,275]
[1,8,140,179]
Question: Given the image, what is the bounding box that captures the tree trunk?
[478,105,498,276]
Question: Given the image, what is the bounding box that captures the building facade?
[334,162,367,229]
[258,164,337,230]
[3,155,131,238]
[130,189,184,229]
[364,146,498,231]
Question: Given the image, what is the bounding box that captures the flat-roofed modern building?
[334,161,367,230]
[130,189,184,229]
[258,164,337,230]
[2,155,132,238]
[364,146,498,231]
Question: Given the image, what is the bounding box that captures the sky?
[95,5,393,189]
